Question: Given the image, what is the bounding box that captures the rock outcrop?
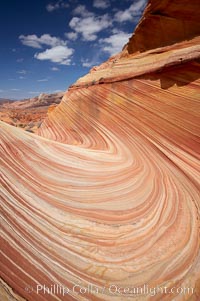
[0,92,63,132]
[1,1,200,301]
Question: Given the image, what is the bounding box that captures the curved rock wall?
[123,0,200,53]
[1,1,200,301]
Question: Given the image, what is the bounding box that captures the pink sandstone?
[1,0,200,300]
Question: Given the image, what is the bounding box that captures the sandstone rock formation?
[0,92,63,132]
[0,98,15,105]
[1,0,200,301]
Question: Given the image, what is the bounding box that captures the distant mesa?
[0,92,64,132]
[0,98,16,104]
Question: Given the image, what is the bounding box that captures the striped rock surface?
[1,0,200,300]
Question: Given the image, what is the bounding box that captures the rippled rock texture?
[0,92,63,132]
[1,0,200,300]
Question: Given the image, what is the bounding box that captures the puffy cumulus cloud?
[64,31,78,41]
[34,45,74,65]
[93,0,110,9]
[19,34,67,49]
[69,14,112,41]
[114,0,147,22]
[100,30,131,55]
[46,1,69,12]
[69,4,112,41]
[19,33,74,65]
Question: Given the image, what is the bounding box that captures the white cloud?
[37,79,49,82]
[17,58,24,63]
[46,4,58,12]
[19,76,25,79]
[81,52,101,68]
[19,34,67,49]
[81,59,94,68]
[114,0,146,22]
[93,0,110,9]
[54,89,63,93]
[34,45,74,65]
[72,5,93,17]
[19,33,74,65]
[51,67,59,71]
[65,31,78,41]
[46,1,69,12]
[29,91,41,94]
[11,89,21,91]
[17,70,27,74]
[0,89,4,92]
[69,14,112,41]
[100,30,131,55]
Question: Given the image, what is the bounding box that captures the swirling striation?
[1,1,200,301]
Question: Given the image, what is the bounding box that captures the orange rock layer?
[1,0,200,301]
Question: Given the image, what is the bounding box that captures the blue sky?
[0,0,147,99]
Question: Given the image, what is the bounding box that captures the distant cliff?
[0,92,64,132]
